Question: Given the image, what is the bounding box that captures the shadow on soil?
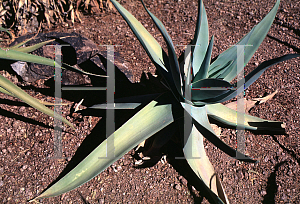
[262,161,287,204]
[271,135,300,165]
[23,46,216,202]
[269,17,300,54]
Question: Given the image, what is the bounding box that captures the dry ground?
[0,0,299,203]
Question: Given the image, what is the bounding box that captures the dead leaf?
[252,89,278,104]
[225,90,278,113]
[135,140,145,151]
[211,124,221,136]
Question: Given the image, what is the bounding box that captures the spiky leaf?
[184,125,229,204]
[192,0,209,75]
[32,99,173,200]
[208,0,280,82]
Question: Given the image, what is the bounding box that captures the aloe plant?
[30,0,299,203]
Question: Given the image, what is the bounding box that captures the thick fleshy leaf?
[208,0,280,82]
[183,46,192,86]
[140,0,182,96]
[0,27,13,39]
[242,54,300,90]
[193,36,214,82]
[11,39,56,53]
[32,99,174,200]
[192,0,209,75]
[110,0,179,96]
[193,54,300,105]
[110,0,167,72]
[208,60,233,79]
[0,86,14,96]
[184,125,229,204]
[10,37,35,50]
[0,48,106,77]
[0,74,74,129]
[206,103,285,134]
[191,78,232,101]
[181,102,256,162]
[0,86,71,106]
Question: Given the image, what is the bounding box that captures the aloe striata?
[31,0,299,203]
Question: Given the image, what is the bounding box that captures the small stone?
[237,170,244,179]
[281,193,287,201]
[179,176,188,186]
[98,198,105,204]
[174,184,182,190]
[264,156,269,162]
[22,165,28,170]
[261,190,267,195]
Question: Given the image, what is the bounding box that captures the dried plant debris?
[225,90,278,113]
[0,0,114,36]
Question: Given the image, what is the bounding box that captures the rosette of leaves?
[31,0,299,203]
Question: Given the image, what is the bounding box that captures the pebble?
[260,190,267,195]
[22,165,28,170]
[179,176,187,186]
[281,193,287,201]
[174,184,182,190]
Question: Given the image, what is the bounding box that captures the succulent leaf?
[181,102,256,162]
[0,74,74,129]
[32,99,174,200]
[10,37,35,50]
[208,0,280,82]
[0,48,106,77]
[184,47,193,86]
[110,0,180,96]
[194,53,300,105]
[206,103,285,134]
[208,60,233,79]
[193,36,214,82]
[192,0,209,75]
[184,125,229,204]
[110,0,167,72]
[140,0,183,97]
[0,86,14,96]
[191,78,232,102]
[11,39,56,53]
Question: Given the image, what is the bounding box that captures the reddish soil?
[0,0,299,203]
